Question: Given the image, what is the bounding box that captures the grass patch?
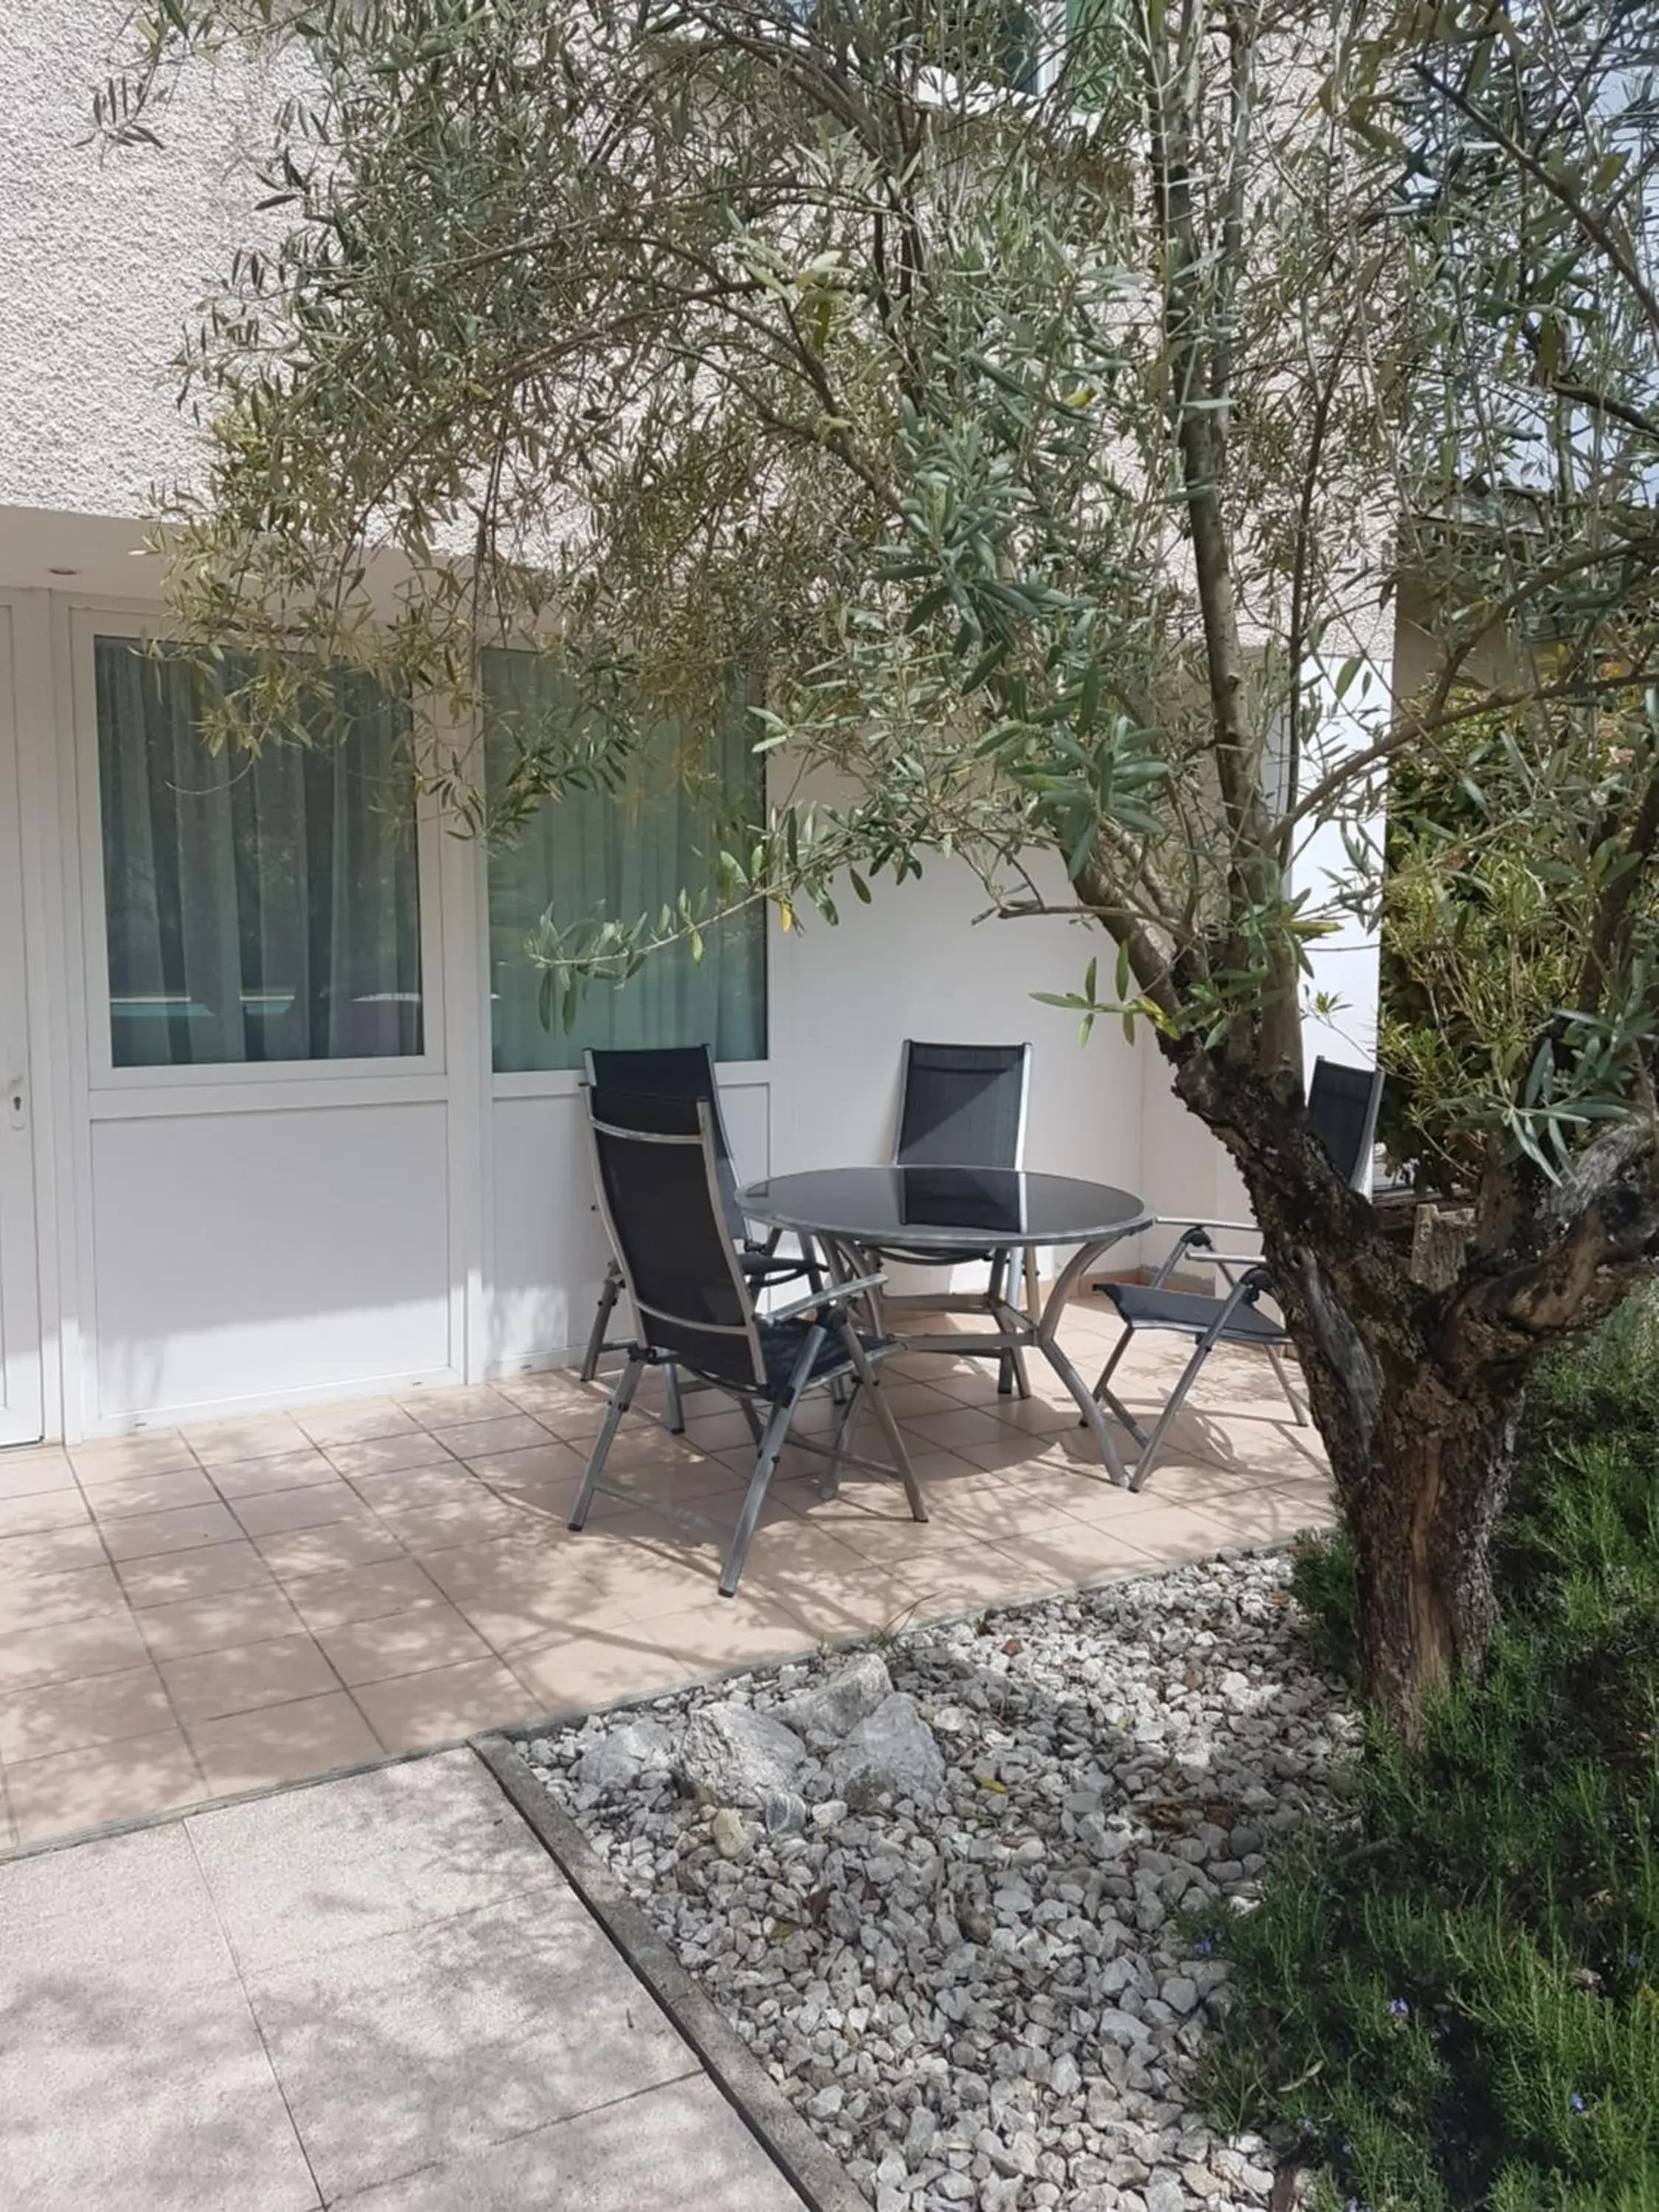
[1204,1290,1659,2211]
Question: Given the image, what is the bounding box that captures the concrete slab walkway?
[0,1746,808,2211]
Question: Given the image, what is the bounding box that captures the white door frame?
[0,599,49,1442]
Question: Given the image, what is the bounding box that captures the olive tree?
[105,0,1659,1728]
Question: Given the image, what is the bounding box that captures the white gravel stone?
[526,1549,1352,2212]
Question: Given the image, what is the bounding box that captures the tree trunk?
[1330,1380,1518,1725]
[1169,1046,1527,1731]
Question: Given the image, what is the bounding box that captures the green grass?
[1203,1289,1659,2211]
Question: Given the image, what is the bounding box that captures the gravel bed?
[524,1551,1355,2212]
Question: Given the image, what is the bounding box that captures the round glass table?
[738,1165,1150,1485]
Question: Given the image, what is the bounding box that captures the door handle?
[4,1071,24,1131]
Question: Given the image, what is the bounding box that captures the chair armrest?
[1152,1217,1261,1235]
[766,1272,887,1323]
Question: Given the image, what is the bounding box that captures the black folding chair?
[1088,1057,1384,1490]
[872,1040,1039,1394]
[578,1045,814,1427]
[571,1087,926,1596]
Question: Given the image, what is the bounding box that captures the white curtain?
[484,650,767,1074]
[94,641,422,1067]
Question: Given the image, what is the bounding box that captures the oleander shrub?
[1206,1289,1659,2211]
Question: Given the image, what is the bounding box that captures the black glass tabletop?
[737,1165,1150,1249]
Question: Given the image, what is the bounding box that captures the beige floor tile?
[371,1495,542,1556]
[281,1558,448,1634]
[0,1523,109,1583]
[526,1397,613,1444]
[1192,1485,1337,1545]
[642,1595,818,1674]
[118,1540,279,1610]
[293,1397,421,1447]
[0,1608,152,1693]
[207,1447,338,1500]
[425,1541,595,1655]
[674,1408,762,1453]
[0,1486,91,1540]
[1062,1496,1247,1565]
[188,1691,383,1796]
[232,1482,375,1538]
[995,1514,1162,1589]
[352,1655,531,1751]
[0,1660,174,1761]
[322,1430,461,1481]
[0,1564,127,1633]
[134,1582,309,1662]
[313,1603,493,1687]
[883,1542,1071,1619]
[464,1439,595,1492]
[80,1465,220,1518]
[187,1413,312,1467]
[400,1384,520,1430]
[99,1499,243,1562]
[508,1631,697,1716]
[0,1778,14,1850]
[160,1632,341,1722]
[345,1463,490,1515]
[6,1725,204,1843]
[69,1433,197,1482]
[0,1447,77,1499]
[255,1517,406,1581]
[581,1457,745,1520]
[425,1413,554,1461]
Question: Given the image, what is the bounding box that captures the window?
[94,639,424,1068]
[484,650,767,1074]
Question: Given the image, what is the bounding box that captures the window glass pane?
[94,639,423,1068]
[484,650,767,1074]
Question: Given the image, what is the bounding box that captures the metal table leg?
[1031,1235,1135,1486]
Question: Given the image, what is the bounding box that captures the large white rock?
[679,1700,807,1806]
[574,1717,674,1793]
[777,1652,895,1746]
[826,1693,947,1809]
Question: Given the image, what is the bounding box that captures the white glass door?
[0,606,44,1443]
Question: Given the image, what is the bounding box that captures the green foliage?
[1378,703,1659,1191]
[1287,1523,1360,1691]
[1207,1292,1659,2208]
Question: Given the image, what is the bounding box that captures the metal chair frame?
[1088,1057,1383,1490]
[577,1045,814,1430]
[572,1096,925,1596]
[874,1040,1040,1397]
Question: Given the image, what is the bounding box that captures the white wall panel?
[485,1081,771,1372]
[89,1103,452,1421]
[768,855,1145,1284]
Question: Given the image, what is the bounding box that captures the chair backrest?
[1308,1057,1385,1191]
[894,1040,1032,1169]
[583,1086,764,1391]
[583,1045,745,1241]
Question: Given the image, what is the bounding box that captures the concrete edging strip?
[472,1731,872,2212]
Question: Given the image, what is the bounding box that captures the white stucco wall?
[0,1,282,519]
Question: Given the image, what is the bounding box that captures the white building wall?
[0,4,1383,1436]
[0,0,282,521]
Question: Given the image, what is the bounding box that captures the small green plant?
[1288,1526,1360,1691]
[1208,1287,1659,2210]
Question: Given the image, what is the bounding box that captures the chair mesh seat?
[1102,1281,1287,1344]
[755,1321,884,1396]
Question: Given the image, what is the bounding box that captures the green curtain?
[484,650,767,1074]
[94,640,422,1067]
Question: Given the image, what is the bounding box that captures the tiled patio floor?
[0,1297,1333,1851]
